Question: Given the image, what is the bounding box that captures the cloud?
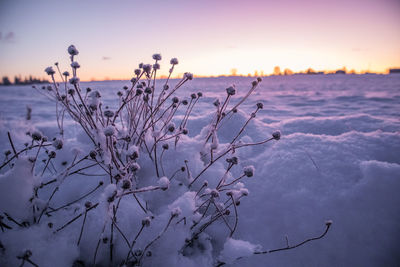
[0,31,16,43]
[102,56,111,60]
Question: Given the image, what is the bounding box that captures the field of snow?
[0,74,399,266]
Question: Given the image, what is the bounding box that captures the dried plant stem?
[54,203,99,233]
[7,132,18,159]
[229,195,238,237]
[0,144,52,171]
[47,181,103,214]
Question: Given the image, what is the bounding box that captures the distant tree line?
[0,75,49,86]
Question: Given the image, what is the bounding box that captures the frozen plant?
[0,45,332,267]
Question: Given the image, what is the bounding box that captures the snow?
[0,74,399,266]
[158,176,170,191]
[0,157,38,219]
[218,238,260,264]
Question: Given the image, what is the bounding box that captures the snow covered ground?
[0,74,399,266]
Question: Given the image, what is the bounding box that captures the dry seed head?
[122,179,131,190]
[44,66,55,75]
[168,123,175,132]
[63,71,70,77]
[152,53,162,61]
[70,61,80,69]
[158,176,170,191]
[170,58,179,65]
[172,96,179,103]
[272,130,281,140]
[243,165,255,177]
[226,86,236,96]
[69,77,80,85]
[171,207,181,217]
[142,64,152,73]
[136,88,143,95]
[153,63,160,70]
[31,131,42,141]
[52,139,63,150]
[104,110,114,118]
[103,126,115,137]
[67,45,79,56]
[184,72,193,80]
[142,216,151,227]
[130,163,140,172]
[89,150,97,159]
[134,69,141,75]
[210,189,219,198]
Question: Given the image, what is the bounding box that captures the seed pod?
[31,131,42,141]
[48,151,56,158]
[172,96,179,103]
[52,139,63,150]
[104,110,114,118]
[142,217,151,227]
[272,130,281,140]
[122,179,131,190]
[89,150,97,159]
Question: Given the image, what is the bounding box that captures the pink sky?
[0,0,399,80]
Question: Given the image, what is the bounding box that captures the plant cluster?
[0,45,331,267]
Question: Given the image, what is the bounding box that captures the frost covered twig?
[255,221,332,255]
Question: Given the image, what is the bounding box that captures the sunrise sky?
[0,0,399,81]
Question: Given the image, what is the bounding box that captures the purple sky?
[0,0,399,80]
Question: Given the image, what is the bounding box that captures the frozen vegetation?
[0,46,399,267]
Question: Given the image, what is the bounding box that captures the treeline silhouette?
[1,75,49,86]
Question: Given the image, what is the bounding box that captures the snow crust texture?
[0,74,399,266]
